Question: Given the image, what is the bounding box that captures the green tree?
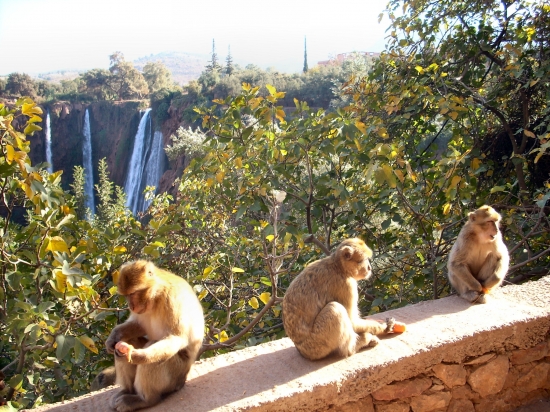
[107,52,149,100]
[225,45,234,76]
[80,69,112,100]
[303,36,309,73]
[5,73,37,99]
[205,39,222,73]
[142,61,175,95]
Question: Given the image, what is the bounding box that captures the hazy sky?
[0,0,392,76]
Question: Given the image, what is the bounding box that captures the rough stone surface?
[25,277,550,412]
[510,343,549,365]
[468,355,509,397]
[516,363,550,393]
[447,398,475,412]
[432,364,467,388]
[372,377,432,401]
[410,391,452,412]
[375,401,410,412]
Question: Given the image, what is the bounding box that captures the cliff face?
[28,99,190,206]
[30,101,147,192]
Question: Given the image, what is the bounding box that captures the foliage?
[0,99,182,409]
[225,46,234,76]
[107,52,149,101]
[5,74,37,99]
[165,126,207,163]
[205,39,223,73]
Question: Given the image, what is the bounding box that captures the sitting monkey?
[283,238,401,360]
[447,205,509,303]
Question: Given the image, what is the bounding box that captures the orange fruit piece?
[392,322,406,333]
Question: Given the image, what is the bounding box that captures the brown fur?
[447,205,510,303]
[282,238,394,360]
[105,260,204,412]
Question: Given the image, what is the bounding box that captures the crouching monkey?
[105,260,204,412]
[283,238,402,360]
[447,205,509,303]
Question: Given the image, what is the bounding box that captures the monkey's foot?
[461,290,486,304]
[385,317,395,333]
[357,333,379,351]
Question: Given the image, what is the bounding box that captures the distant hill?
[133,51,208,86]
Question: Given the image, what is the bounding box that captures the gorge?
[28,100,183,216]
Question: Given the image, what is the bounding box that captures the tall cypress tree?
[303,36,309,73]
[206,39,222,73]
[226,45,234,76]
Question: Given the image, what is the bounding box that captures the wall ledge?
[28,276,550,412]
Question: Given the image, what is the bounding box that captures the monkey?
[105,260,204,412]
[90,366,116,392]
[282,238,400,361]
[447,205,510,304]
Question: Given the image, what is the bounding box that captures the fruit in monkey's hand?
[115,341,134,362]
[482,287,489,294]
[391,322,406,333]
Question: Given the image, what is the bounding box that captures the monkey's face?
[477,220,499,243]
[338,238,373,280]
[353,257,372,281]
[125,289,150,314]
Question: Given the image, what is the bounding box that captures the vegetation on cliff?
[0,0,549,409]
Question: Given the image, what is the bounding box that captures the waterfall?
[45,111,53,173]
[124,109,166,215]
[82,109,95,215]
[125,109,152,214]
[140,130,166,212]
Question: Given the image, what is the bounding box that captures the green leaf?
[8,374,23,391]
[55,335,75,361]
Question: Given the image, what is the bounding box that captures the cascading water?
[124,109,166,215]
[125,109,152,214]
[45,111,53,173]
[82,109,95,215]
[140,130,166,212]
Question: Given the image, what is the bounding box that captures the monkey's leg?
[448,263,484,303]
[113,354,190,412]
[478,253,505,292]
[353,317,394,336]
[296,302,363,360]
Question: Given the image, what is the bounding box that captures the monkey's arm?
[123,334,189,364]
[105,321,147,354]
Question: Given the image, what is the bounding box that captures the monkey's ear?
[468,211,477,222]
[342,246,354,260]
[145,262,156,277]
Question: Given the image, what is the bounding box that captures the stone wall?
[347,341,550,412]
[28,276,550,412]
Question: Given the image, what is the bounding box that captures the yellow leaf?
[109,285,118,296]
[235,157,243,168]
[259,292,271,305]
[216,330,229,342]
[377,127,389,139]
[215,171,225,183]
[232,267,245,273]
[112,269,120,285]
[206,177,214,187]
[443,203,451,215]
[272,307,280,317]
[266,84,276,96]
[47,236,70,254]
[355,120,367,134]
[266,234,275,242]
[54,269,66,293]
[394,169,405,183]
[203,266,214,278]
[415,65,424,74]
[113,245,127,254]
[275,109,285,122]
[78,336,98,354]
[354,138,362,151]
[524,130,536,138]
[249,297,259,309]
[198,289,208,301]
[449,175,461,188]
[5,145,15,164]
[449,111,458,120]
[471,158,481,170]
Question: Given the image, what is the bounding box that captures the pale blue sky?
[0,0,391,76]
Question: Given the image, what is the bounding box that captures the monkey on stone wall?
[105,260,204,412]
[283,238,403,361]
[447,205,510,303]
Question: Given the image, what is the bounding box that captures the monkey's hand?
[384,317,396,333]
[115,341,134,363]
[105,333,119,354]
